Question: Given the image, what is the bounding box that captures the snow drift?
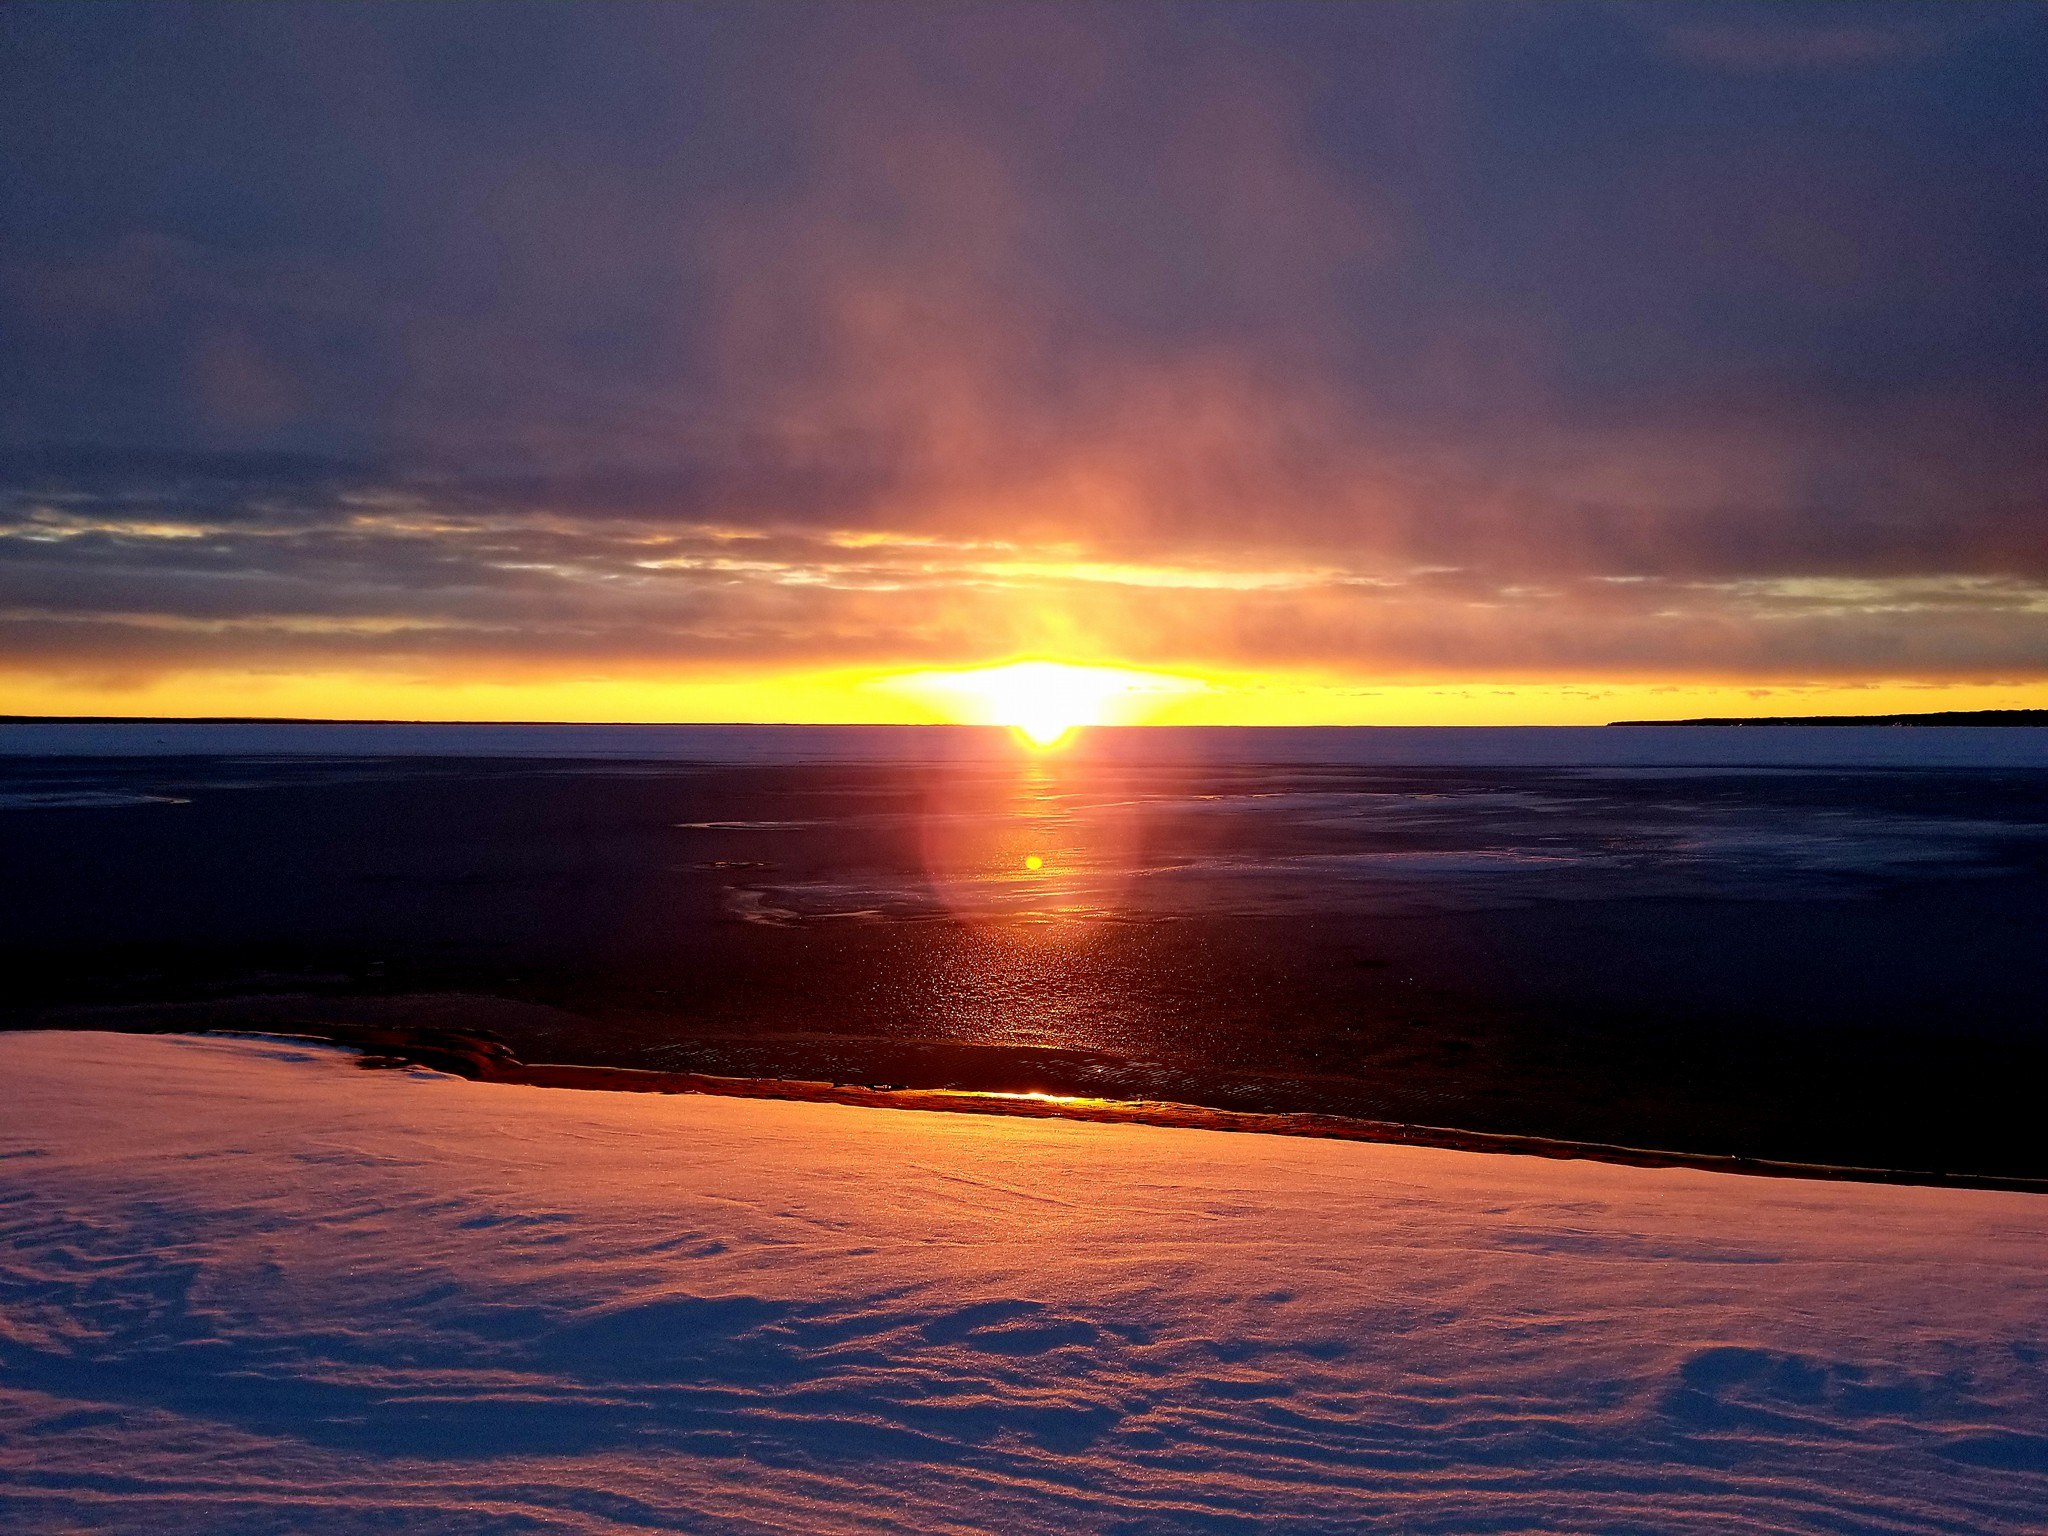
[2,1031,2044,1533]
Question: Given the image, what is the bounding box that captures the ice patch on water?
[0,790,188,809]
[721,793,2046,923]
[675,819,817,831]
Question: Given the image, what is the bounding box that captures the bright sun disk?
[877,660,1202,747]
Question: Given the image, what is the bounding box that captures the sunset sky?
[4,1,2047,724]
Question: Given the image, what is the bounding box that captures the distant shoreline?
[0,715,840,726]
[1607,710,2048,727]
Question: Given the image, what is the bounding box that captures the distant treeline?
[1610,710,2048,727]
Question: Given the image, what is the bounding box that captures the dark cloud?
[2,1,2045,689]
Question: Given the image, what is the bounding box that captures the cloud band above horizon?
[4,2,2046,720]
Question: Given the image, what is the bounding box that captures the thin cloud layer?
[2,2,2045,708]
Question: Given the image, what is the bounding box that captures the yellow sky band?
[6,663,2047,727]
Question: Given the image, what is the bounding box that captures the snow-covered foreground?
[2,1034,2044,1534]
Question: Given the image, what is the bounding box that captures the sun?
[877,660,1203,748]
[988,662,1114,746]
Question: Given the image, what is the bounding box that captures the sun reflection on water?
[907,742,1170,1053]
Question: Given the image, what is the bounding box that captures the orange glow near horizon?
[5,664,2048,727]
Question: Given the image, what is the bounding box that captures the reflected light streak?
[909,741,1167,1063]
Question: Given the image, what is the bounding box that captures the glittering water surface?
[6,725,2048,1171]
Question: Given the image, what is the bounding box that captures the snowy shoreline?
[20,1018,2048,1196]
[3,1030,2046,1533]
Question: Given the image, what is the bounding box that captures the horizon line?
[7,711,2048,730]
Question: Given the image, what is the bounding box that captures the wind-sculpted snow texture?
[1,1034,2044,1534]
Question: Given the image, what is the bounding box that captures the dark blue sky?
[3,1,2046,704]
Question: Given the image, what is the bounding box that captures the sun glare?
[879,660,1203,747]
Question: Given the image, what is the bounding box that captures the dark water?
[5,725,2048,1175]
